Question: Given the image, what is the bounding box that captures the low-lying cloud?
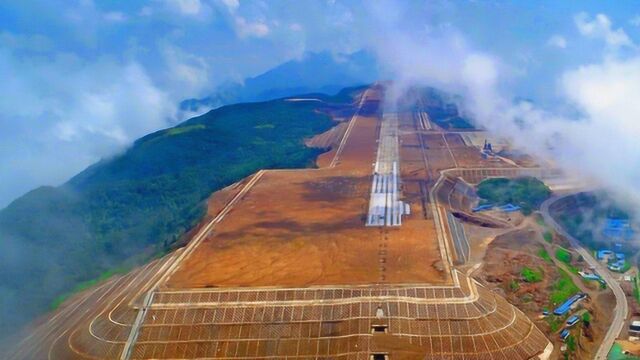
[0,47,179,207]
[3,1,640,215]
[365,4,640,210]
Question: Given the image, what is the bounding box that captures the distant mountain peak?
[180,50,379,113]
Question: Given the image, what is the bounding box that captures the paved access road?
[540,194,628,360]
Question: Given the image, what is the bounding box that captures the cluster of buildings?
[543,293,588,343]
[596,249,627,272]
[596,217,634,272]
[559,315,582,341]
[603,218,634,241]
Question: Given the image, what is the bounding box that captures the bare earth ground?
[167,99,449,288]
[304,121,348,149]
[476,223,612,359]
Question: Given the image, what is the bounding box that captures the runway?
[366,111,408,227]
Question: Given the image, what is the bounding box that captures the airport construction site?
[9,85,560,359]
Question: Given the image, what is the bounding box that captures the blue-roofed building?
[566,315,580,327]
[603,218,634,240]
[472,204,493,212]
[608,259,627,272]
[580,273,601,281]
[560,328,570,341]
[553,293,587,316]
[615,253,625,260]
[579,272,606,286]
[597,249,612,260]
[498,203,521,212]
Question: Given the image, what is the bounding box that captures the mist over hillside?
[0,88,359,342]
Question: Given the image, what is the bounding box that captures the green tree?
[566,334,577,353]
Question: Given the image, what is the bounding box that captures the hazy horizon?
[3,0,640,209]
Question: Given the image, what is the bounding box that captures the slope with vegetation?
[477,176,551,215]
[0,88,358,337]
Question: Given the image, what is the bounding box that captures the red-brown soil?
[167,91,450,288]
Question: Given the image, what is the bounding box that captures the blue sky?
[2,0,640,207]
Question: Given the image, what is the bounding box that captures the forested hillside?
[0,89,357,337]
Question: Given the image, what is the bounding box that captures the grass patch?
[567,265,580,274]
[550,268,580,305]
[538,248,552,263]
[555,246,572,264]
[521,266,543,283]
[566,334,577,353]
[509,279,520,292]
[609,343,640,360]
[476,176,551,215]
[546,316,562,332]
[164,124,206,136]
[50,267,128,310]
[543,231,553,243]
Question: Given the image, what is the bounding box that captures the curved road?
[541,194,627,360]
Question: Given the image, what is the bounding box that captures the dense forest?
[477,176,552,215]
[0,88,358,338]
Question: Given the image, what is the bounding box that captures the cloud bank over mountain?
[364,2,640,209]
[3,0,640,208]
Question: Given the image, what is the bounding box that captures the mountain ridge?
[0,88,360,340]
[180,50,379,112]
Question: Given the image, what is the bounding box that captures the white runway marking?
[366,111,408,227]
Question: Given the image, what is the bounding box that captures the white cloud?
[561,59,640,133]
[289,23,303,32]
[549,58,640,205]
[139,6,153,16]
[161,44,210,95]
[220,0,239,12]
[364,2,640,209]
[215,0,269,38]
[455,54,640,208]
[234,17,270,38]
[574,12,633,48]
[0,32,53,53]
[0,48,177,207]
[630,15,640,27]
[547,34,567,49]
[165,0,206,16]
[103,11,127,22]
[479,57,640,207]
